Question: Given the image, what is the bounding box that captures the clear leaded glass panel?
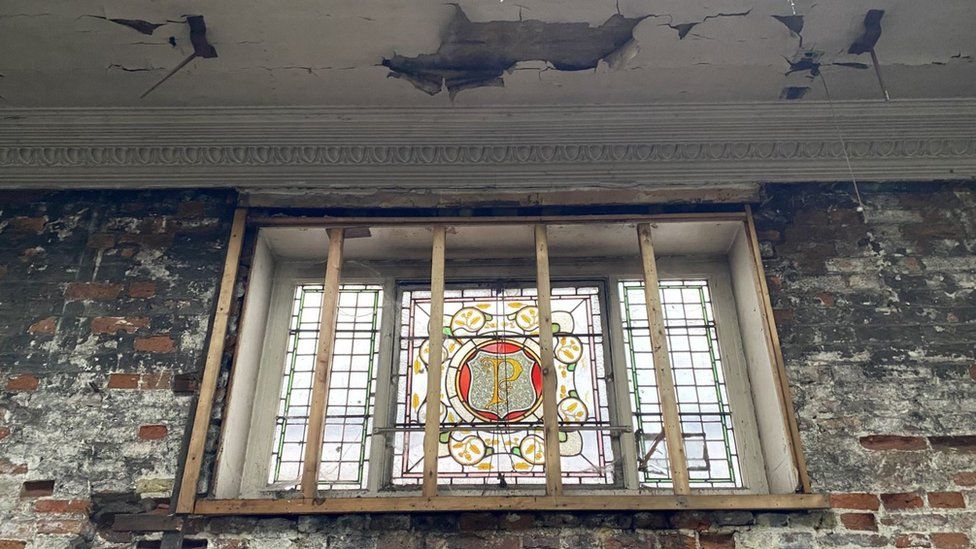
[393,285,615,487]
[619,279,743,489]
[268,283,383,490]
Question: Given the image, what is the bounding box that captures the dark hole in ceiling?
[849,9,884,55]
[85,16,167,35]
[381,5,646,98]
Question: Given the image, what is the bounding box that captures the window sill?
[190,493,829,515]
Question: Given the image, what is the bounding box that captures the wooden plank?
[422,226,447,497]
[245,186,760,210]
[534,224,563,497]
[743,206,812,493]
[175,208,248,514]
[300,228,345,498]
[194,493,830,515]
[249,212,750,228]
[636,223,692,496]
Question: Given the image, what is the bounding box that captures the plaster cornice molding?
[1,99,974,189]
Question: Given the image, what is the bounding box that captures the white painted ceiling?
[1,0,974,107]
[261,222,740,261]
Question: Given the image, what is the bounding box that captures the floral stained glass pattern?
[619,279,743,489]
[393,286,615,487]
[268,284,383,490]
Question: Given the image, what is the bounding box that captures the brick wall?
[0,184,973,548]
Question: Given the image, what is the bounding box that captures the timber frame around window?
[175,207,827,515]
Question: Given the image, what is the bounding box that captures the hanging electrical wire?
[819,69,867,217]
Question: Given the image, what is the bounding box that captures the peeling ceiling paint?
[0,0,974,106]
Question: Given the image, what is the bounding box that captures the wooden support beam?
[534,224,563,497]
[193,493,830,515]
[300,228,345,498]
[422,227,447,497]
[249,212,750,228]
[743,206,812,492]
[636,223,692,495]
[175,208,248,514]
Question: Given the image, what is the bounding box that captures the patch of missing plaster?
[772,15,804,47]
[108,64,160,72]
[382,5,648,98]
[780,86,810,100]
[660,10,752,39]
[848,9,884,55]
[82,15,180,35]
[140,15,217,99]
[785,51,822,78]
[832,62,870,69]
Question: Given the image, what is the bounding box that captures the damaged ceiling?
[0,0,974,106]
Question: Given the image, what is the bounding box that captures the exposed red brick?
[172,373,199,394]
[34,499,91,514]
[21,480,55,497]
[140,371,172,390]
[700,533,736,549]
[969,363,975,381]
[894,533,931,548]
[929,436,976,453]
[35,519,86,535]
[457,512,495,531]
[86,233,116,248]
[928,492,966,509]
[178,201,206,218]
[91,316,149,335]
[118,233,173,249]
[840,513,878,532]
[9,216,46,234]
[859,435,928,451]
[27,316,57,335]
[772,308,794,324]
[882,492,925,510]
[931,533,970,549]
[817,292,836,307]
[134,335,175,353]
[952,471,976,487]
[0,459,28,475]
[756,229,782,242]
[0,427,10,440]
[6,374,39,392]
[669,512,711,531]
[64,282,123,301]
[138,424,168,440]
[106,373,140,389]
[766,275,783,293]
[128,282,157,298]
[0,541,27,549]
[830,493,881,510]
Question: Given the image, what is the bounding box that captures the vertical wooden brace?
[176,208,248,514]
[300,228,346,498]
[422,227,447,497]
[636,223,691,495]
[534,225,563,497]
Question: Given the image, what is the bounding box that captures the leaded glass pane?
[393,285,615,487]
[619,279,743,489]
[268,283,383,490]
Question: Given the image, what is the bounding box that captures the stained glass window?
[392,285,616,487]
[619,279,743,489]
[268,283,383,490]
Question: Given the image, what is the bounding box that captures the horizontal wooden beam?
[193,493,829,515]
[248,212,749,228]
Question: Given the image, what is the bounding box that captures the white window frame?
[187,212,822,515]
